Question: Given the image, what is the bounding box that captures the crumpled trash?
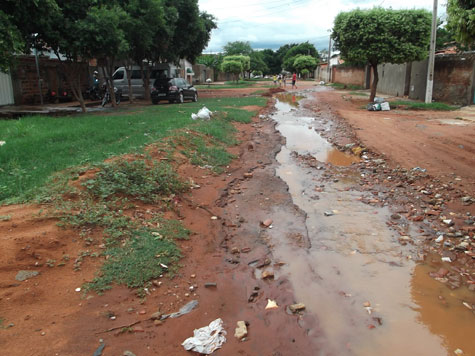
[0,141,5,146]
[191,106,213,120]
[367,101,390,111]
[319,81,325,85]
[380,102,390,111]
[161,300,198,320]
[206,78,212,83]
[182,318,226,354]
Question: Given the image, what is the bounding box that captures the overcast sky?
[198,0,447,53]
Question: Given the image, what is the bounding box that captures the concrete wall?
[377,63,409,97]
[332,66,365,87]
[192,64,214,84]
[315,64,330,82]
[408,59,428,101]
[433,54,475,105]
[0,72,14,106]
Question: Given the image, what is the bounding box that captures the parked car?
[151,77,198,104]
[112,67,162,98]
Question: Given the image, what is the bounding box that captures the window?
[113,70,124,80]
[131,70,142,79]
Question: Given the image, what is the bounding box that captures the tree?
[119,0,167,102]
[282,42,319,72]
[249,51,268,77]
[0,11,24,72]
[197,54,223,80]
[1,0,59,72]
[293,55,318,77]
[447,0,475,49]
[332,8,431,102]
[36,0,98,112]
[223,41,253,56]
[221,60,242,82]
[261,49,281,75]
[78,5,129,107]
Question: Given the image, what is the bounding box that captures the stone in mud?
[289,303,306,313]
[234,321,248,340]
[324,211,334,217]
[150,311,162,320]
[243,172,253,178]
[123,351,136,356]
[15,270,39,281]
[391,214,401,220]
[261,270,274,279]
[261,219,273,227]
[265,299,278,310]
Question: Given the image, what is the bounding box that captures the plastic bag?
[182,318,226,354]
[191,106,213,120]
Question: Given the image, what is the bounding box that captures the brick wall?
[10,56,89,105]
[332,66,366,87]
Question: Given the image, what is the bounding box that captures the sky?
[198,0,447,53]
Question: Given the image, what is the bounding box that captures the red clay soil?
[310,89,475,196]
[1,83,473,356]
[0,96,317,355]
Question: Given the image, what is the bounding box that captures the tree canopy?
[332,8,431,101]
[293,55,318,75]
[282,42,319,72]
[1,0,215,110]
[223,41,253,56]
[447,0,475,48]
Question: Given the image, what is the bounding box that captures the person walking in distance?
[283,74,287,87]
[292,72,297,89]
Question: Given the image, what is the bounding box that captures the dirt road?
[0,83,473,355]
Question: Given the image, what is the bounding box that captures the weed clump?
[83,160,188,202]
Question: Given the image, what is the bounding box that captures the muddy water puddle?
[268,93,473,355]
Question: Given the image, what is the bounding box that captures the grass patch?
[330,83,363,90]
[390,100,458,111]
[0,96,266,204]
[349,91,368,96]
[1,96,267,293]
[0,215,11,221]
[83,160,188,202]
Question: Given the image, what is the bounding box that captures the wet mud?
[264,88,474,355]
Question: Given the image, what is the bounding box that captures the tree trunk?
[141,62,151,101]
[54,52,87,113]
[126,60,134,103]
[370,63,379,102]
[105,57,117,108]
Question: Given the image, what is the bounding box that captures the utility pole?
[327,35,332,83]
[425,0,438,103]
[33,33,43,106]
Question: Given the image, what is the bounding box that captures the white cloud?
[199,0,446,52]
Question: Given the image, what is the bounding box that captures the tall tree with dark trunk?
[332,8,431,102]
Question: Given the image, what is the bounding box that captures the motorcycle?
[101,83,122,107]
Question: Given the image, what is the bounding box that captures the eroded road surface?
[260,89,474,355]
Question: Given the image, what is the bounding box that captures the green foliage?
[332,8,431,101]
[447,0,475,48]
[85,228,182,292]
[332,8,431,66]
[261,48,281,75]
[283,42,319,72]
[390,100,459,111]
[0,97,266,203]
[197,54,223,69]
[83,160,189,202]
[293,55,318,74]
[0,11,24,72]
[250,51,269,75]
[221,60,243,76]
[223,41,253,56]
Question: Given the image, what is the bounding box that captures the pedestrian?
[273,74,277,86]
[278,74,282,87]
[292,72,297,89]
[283,75,287,87]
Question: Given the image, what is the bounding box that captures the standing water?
[268,91,474,355]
